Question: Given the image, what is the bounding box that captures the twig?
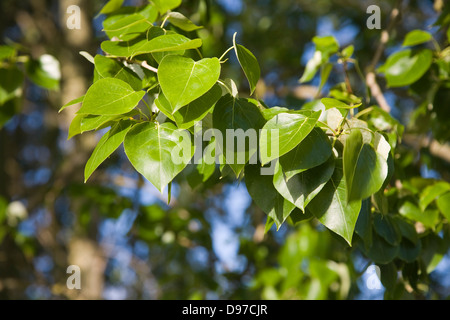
[140,60,158,73]
[365,0,402,113]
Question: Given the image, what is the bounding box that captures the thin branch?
[365,0,402,113]
[140,60,158,73]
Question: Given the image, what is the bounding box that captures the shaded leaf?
[245,164,296,230]
[308,159,362,245]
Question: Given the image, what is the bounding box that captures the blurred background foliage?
[0,0,450,300]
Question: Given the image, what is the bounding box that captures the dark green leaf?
[0,67,24,105]
[373,214,401,246]
[245,164,296,230]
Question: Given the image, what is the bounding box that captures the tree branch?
[365,0,402,113]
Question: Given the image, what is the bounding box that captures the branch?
[403,134,450,164]
[365,0,402,113]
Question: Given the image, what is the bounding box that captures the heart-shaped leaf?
[343,129,390,202]
[260,111,321,165]
[245,164,296,230]
[85,120,134,182]
[124,122,194,192]
[308,159,362,246]
[156,84,222,129]
[279,127,332,180]
[78,78,145,115]
[212,95,266,176]
[274,156,335,211]
[158,55,221,113]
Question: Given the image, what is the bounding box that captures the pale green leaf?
[85,120,134,182]
[78,78,145,115]
[158,55,221,113]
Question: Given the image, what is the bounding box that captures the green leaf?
[299,36,339,83]
[313,35,339,56]
[103,14,153,41]
[0,67,24,105]
[308,159,362,246]
[341,45,354,59]
[94,55,142,91]
[233,33,260,95]
[260,111,321,165]
[158,55,221,113]
[245,164,296,230]
[0,46,16,61]
[124,122,194,192]
[355,199,373,249]
[402,30,433,47]
[392,216,419,244]
[100,0,124,14]
[68,114,83,140]
[0,99,18,128]
[343,129,390,202]
[25,54,60,90]
[80,112,135,133]
[318,63,333,93]
[102,5,158,32]
[373,214,401,246]
[167,12,203,31]
[85,120,134,182]
[377,49,433,87]
[436,192,450,221]
[321,98,361,110]
[419,181,450,211]
[274,156,335,211]
[279,127,332,180]
[78,78,145,115]
[101,33,202,58]
[399,201,439,229]
[59,96,85,113]
[299,50,323,83]
[365,234,399,264]
[153,0,182,14]
[156,84,222,129]
[398,239,422,263]
[212,95,265,176]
